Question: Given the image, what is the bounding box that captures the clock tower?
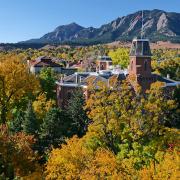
[128,38,156,91]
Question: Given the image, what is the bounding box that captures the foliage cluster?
[46,81,179,179]
[0,54,89,178]
[0,48,179,179]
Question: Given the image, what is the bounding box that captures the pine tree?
[23,101,39,135]
[40,108,70,148]
[9,111,24,133]
[67,89,89,137]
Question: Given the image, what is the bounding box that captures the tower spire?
[141,10,144,39]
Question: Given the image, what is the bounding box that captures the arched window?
[144,60,147,71]
[131,61,133,70]
[101,64,104,70]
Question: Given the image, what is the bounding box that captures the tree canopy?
[45,81,179,179]
[108,48,129,69]
[0,54,40,123]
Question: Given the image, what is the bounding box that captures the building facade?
[56,38,180,108]
[128,38,179,91]
[128,38,157,91]
[97,56,113,71]
[28,56,77,75]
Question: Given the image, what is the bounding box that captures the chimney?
[79,76,83,84]
[60,76,63,83]
[167,74,170,79]
[76,74,78,84]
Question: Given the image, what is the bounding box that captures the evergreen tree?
[67,89,89,137]
[40,108,70,148]
[9,111,24,133]
[23,101,39,135]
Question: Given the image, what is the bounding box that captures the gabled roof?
[57,70,127,88]
[84,75,108,84]
[63,73,91,84]
[30,56,63,67]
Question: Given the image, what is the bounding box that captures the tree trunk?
[1,106,7,124]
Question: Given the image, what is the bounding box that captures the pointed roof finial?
[141,10,144,39]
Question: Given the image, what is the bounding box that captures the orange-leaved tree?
[0,125,42,179]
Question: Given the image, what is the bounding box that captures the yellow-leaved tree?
[45,80,178,179]
[45,136,131,180]
[139,150,180,180]
[0,54,40,123]
[108,48,129,69]
[33,93,55,120]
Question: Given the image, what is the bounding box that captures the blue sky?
[0,0,179,43]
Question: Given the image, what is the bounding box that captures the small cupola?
[97,56,112,71]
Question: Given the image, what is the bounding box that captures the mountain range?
[20,9,180,45]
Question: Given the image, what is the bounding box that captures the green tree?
[23,101,39,135]
[9,111,24,133]
[40,108,70,149]
[67,89,89,137]
[39,67,56,100]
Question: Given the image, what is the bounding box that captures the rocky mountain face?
[24,9,180,44]
[40,23,84,42]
